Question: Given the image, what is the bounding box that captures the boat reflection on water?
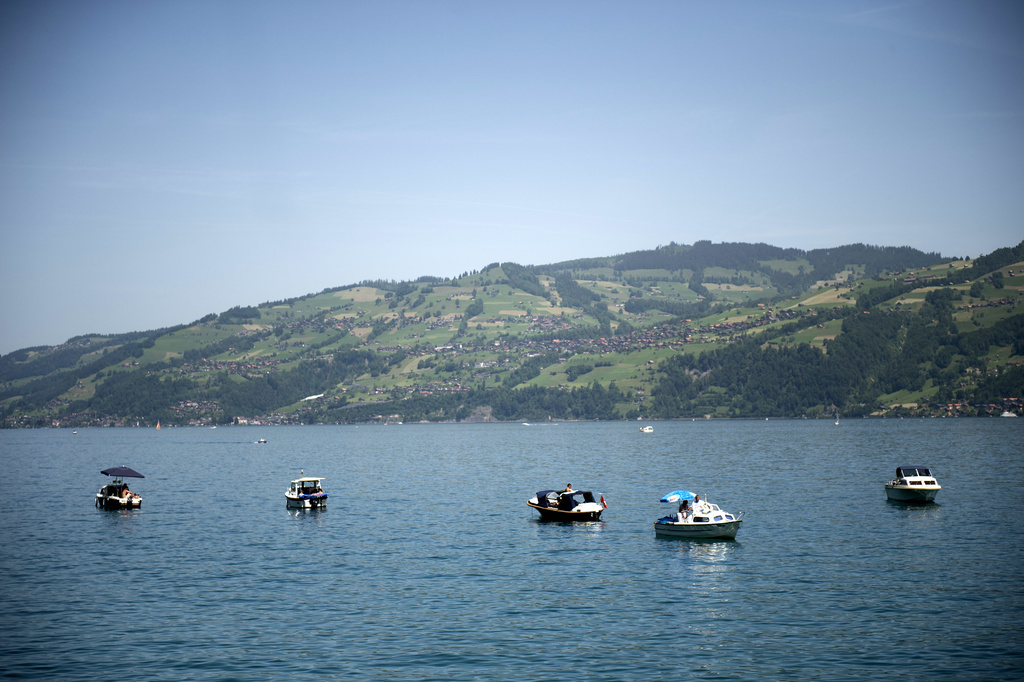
[659,537,740,604]
[529,517,606,537]
[97,507,144,527]
[287,507,328,525]
[885,496,943,526]
[886,497,942,509]
[656,534,741,559]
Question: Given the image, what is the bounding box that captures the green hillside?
[3,240,1022,427]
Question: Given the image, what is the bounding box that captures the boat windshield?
[291,479,324,493]
[533,490,595,509]
[559,491,595,508]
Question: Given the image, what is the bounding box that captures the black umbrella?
[100,466,145,478]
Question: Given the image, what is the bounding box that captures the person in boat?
[677,500,690,523]
[693,494,705,514]
[557,485,577,510]
[121,484,138,500]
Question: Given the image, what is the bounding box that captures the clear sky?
[1,0,1022,355]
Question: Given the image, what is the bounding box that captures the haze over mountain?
[3,2,1022,355]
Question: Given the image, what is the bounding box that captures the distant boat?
[640,425,654,433]
[1001,410,1017,418]
[286,475,328,509]
[885,466,941,503]
[96,466,144,510]
[654,490,743,539]
[156,421,161,430]
[527,488,605,521]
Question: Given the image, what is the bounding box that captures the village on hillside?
[3,242,1022,427]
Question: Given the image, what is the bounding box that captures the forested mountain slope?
[2,240,1021,427]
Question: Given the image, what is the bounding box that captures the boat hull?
[286,494,328,509]
[96,494,141,510]
[884,485,939,503]
[527,502,602,521]
[654,518,741,539]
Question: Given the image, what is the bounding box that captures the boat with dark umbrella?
[95,466,144,509]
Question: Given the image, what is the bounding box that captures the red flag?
[601,495,607,509]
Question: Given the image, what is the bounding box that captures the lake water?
[1,419,1022,680]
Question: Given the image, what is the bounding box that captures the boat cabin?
[691,511,739,523]
[893,466,937,485]
[100,481,131,497]
[683,503,738,524]
[289,477,325,495]
[532,490,598,511]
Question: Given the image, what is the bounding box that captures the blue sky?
[1,0,1022,355]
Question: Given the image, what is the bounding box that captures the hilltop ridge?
[2,240,1022,427]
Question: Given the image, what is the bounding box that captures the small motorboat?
[885,466,941,503]
[286,475,328,509]
[96,466,144,510]
[640,425,654,433]
[653,489,743,539]
[527,488,606,521]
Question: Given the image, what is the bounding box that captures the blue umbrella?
[660,490,695,503]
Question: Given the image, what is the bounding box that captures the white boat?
[527,488,606,521]
[285,475,328,509]
[640,425,654,433]
[885,466,941,503]
[654,490,743,539]
[95,466,144,510]
[1001,410,1017,417]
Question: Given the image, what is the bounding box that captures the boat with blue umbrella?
[95,466,144,509]
[654,489,743,539]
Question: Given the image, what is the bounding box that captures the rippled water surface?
[1,419,1022,679]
